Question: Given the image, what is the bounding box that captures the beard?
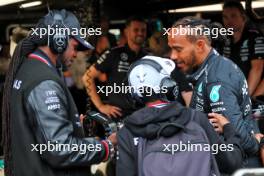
[63,58,73,68]
[61,51,74,67]
[133,36,145,45]
[57,55,70,72]
[184,50,198,74]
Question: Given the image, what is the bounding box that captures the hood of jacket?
[124,102,192,139]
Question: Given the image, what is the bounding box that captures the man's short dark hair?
[125,16,146,27]
[223,0,246,15]
[172,16,212,45]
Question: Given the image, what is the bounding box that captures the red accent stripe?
[28,53,50,66]
[147,100,169,107]
[101,140,109,161]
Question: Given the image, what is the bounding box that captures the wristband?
[101,140,115,161]
[105,139,115,160]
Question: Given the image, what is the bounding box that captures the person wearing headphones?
[2,10,116,176]
[117,56,244,175]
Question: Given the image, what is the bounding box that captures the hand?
[98,104,122,118]
[254,133,264,143]
[208,113,230,134]
[98,73,107,82]
[80,114,85,124]
[107,132,117,146]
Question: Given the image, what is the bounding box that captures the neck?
[233,31,243,43]
[38,46,57,65]
[128,40,142,53]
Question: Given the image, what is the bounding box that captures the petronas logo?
[210,85,221,102]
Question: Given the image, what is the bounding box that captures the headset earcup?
[48,12,68,54]
[160,77,176,90]
[160,78,179,101]
[53,30,68,54]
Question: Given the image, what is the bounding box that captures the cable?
[83,64,94,136]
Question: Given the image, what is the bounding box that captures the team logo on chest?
[118,53,130,72]
[120,53,128,61]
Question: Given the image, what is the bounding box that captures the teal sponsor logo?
[210,85,221,102]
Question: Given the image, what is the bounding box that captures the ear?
[195,39,205,53]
